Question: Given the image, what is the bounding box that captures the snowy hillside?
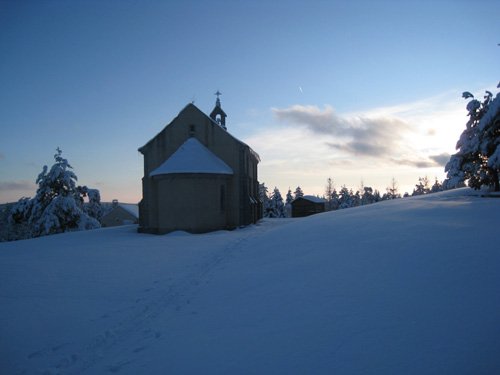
[1,189,499,374]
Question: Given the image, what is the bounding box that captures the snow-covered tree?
[78,186,103,222]
[338,185,353,209]
[268,187,285,218]
[351,189,361,207]
[294,186,304,200]
[284,188,293,217]
[412,176,431,196]
[9,148,102,238]
[430,178,443,193]
[329,188,340,211]
[259,183,271,217]
[325,178,334,210]
[445,87,500,191]
[361,186,376,205]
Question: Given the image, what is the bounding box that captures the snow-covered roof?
[118,203,139,218]
[298,195,327,203]
[150,137,234,177]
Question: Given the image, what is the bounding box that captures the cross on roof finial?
[214,90,222,108]
[210,90,227,130]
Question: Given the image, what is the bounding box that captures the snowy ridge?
[1,188,499,374]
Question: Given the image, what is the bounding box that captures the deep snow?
[1,188,499,374]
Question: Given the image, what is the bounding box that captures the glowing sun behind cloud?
[244,92,468,196]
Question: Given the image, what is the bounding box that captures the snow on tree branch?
[8,149,102,239]
[445,85,500,191]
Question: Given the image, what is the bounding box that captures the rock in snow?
[1,188,499,374]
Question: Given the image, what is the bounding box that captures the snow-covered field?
[1,188,499,374]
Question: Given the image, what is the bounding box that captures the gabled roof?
[138,103,260,162]
[102,203,139,219]
[118,203,139,218]
[150,137,234,177]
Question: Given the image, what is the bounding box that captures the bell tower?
[209,90,227,130]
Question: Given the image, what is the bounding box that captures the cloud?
[272,104,412,159]
[388,152,451,169]
[273,105,339,134]
[429,153,451,166]
[243,93,467,196]
[326,141,389,157]
[392,158,439,168]
[0,180,35,192]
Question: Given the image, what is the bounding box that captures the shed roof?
[295,195,327,204]
[150,137,234,177]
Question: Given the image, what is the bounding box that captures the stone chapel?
[138,94,262,234]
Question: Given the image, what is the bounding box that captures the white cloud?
[243,92,468,195]
[429,153,452,167]
[272,104,431,165]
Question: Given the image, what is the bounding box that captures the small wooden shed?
[291,196,326,217]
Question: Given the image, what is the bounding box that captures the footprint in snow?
[51,343,68,352]
[27,350,43,359]
[107,360,132,373]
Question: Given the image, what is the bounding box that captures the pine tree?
[430,178,443,193]
[384,178,401,200]
[338,185,352,209]
[330,188,340,210]
[412,176,431,196]
[259,183,272,217]
[284,188,293,217]
[325,178,334,210]
[9,148,102,237]
[361,186,376,205]
[351,189,361,207]
[294,186,304,199]
[269,187,285,218]
[445,87,500,191]
[285,189,294,205]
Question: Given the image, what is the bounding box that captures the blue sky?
[1,0,499,203]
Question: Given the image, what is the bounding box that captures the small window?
[189,125,195,137]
